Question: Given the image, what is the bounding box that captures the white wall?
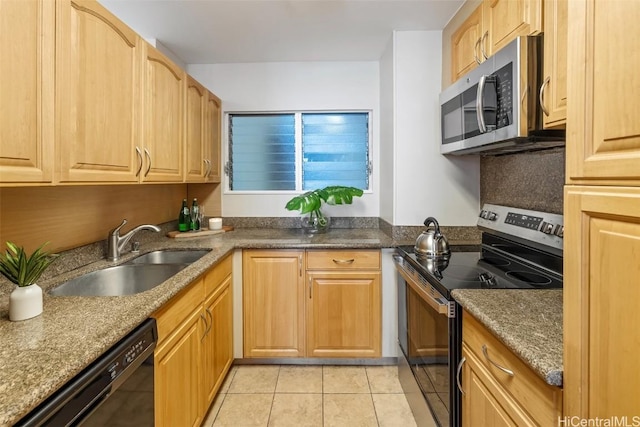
[378,37,395,224]
[188,62,380,218]
[391,31,480,226]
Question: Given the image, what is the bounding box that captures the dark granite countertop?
[0,227,399,426]
[451,289,563,387]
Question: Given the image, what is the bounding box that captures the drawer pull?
[482,344,514,376]
[332,258,355,265]
[456,356,466,396]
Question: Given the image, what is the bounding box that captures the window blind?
[229,114,296,191]
[302,112,369,190]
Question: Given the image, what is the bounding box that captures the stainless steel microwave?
[440,35,564,155]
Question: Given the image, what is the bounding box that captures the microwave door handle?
[476,74,488,133]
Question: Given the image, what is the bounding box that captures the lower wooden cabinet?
[153,254,233,426]
[243,249,381,358]
[155,305,203,427]
[460,311,562,426]
[564,186,640,418]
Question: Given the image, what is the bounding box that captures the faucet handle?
[109,219,128,236]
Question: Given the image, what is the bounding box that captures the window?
[227,112,370,192]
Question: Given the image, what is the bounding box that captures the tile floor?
[201,365,419,427]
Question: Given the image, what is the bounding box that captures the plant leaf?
[0,241,57,287]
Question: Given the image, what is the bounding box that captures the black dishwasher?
[17,318,157,427]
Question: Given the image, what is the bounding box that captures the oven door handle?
[394,257,452,317]
[456,356,466,396]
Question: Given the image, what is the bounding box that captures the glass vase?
[301,213,331,234]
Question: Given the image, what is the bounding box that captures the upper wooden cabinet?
[185,76,207,182]
[141,44,185,183]
[482,0,542,57]
[449,0,542,84]
[204,91,222,182]
[186,76,220,183]
[56,0,142,183]
[541,0,567,129]
[451,5,484,82]
[0,0,54,185]
[566,0,640,185]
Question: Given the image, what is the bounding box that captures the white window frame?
[223,110,373,195]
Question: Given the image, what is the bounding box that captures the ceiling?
[98,0,464,64]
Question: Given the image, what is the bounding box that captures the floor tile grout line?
[265,365,280,426]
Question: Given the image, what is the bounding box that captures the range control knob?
[554,225,564,238]
[487,212,498,221]
[540,222,555,234]
[479,210,488,219]
[479,272,498,288]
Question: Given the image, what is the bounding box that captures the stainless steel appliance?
[440,36,564,155]
[17,318,157,426]
[394,204,563,427]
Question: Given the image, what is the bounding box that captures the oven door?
[394,255,461,427]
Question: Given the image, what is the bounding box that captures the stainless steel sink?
[126,250,210,265]
[49,264,186,297]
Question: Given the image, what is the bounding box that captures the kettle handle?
[423,217,441,233]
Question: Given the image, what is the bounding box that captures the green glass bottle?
[178,199,189,232]
[191,198,200,231]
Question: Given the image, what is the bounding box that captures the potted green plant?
[0,242,58,321]
[285,185,364,233]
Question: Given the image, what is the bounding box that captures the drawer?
[204,253,232,297]
[306,249,380,270]
[153,278,204,344]
[462,310,562,426]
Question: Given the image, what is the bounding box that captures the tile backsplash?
[480,148,565,214]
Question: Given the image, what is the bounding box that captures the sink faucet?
[107,219,161,261]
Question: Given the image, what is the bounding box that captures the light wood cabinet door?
[461,348,523,427]
[243,250,305,358]
[185,75,207,182]
[564,186,640,418]
[451,4,484,82]
[202,275,233,406]
[541,0,567,129]
[56,0,142,183]
[306,271,381,358]
[154,307,204,427]
[481,0,542,57]
[142,43,185,183]
[566,0,640,185]
[204,91,222,182]
[0,0,54,185]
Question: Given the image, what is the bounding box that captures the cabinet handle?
[474,38,481,64]
[299,254,302,277]
[332,258,355,265]
[480,31,488,60]
[135,146,143,177]
[482,344,514,376]
[456,356,466,396]
[204,159,212,178]
[205,308,213,336]
[308,276,312,299]
[144,148,151,177]
[200,314,208,341]
[202,159,210,177]
[539,76,551,117]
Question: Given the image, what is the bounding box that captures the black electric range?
[394,204,563,427]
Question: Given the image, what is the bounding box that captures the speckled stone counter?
[451,289,563,387]
[0,227,397,426]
